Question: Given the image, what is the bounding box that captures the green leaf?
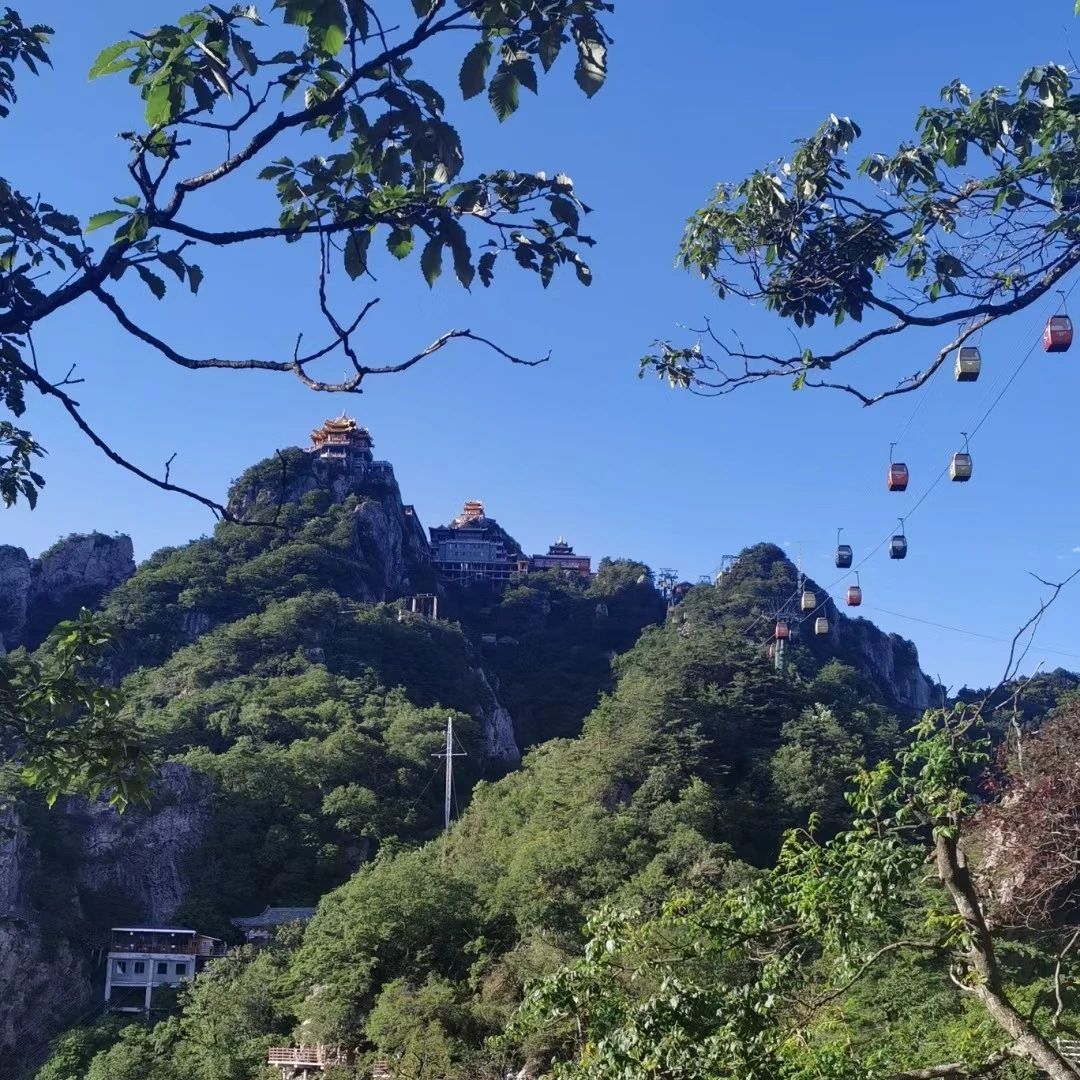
[538,28,563,73]
[344,231,370,279]
[511,57,538,95]
[487,65,519,122]
[88,40,138,80]
[387,226,414,260]
[113,194,141,209]
[86,210,127,233]
[345,0,369,40]
[136,265,166,300]
[477,250,497,287]
[232,34,258,75]
[187,264,204,294]
[420,235,443,287]
[309,0,347,55]
[459,42,491,101]
[144,82,173,126]
[411,0,436,14]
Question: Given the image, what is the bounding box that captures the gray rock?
[0,546,31,653]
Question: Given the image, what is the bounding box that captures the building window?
[133,961,146,975]
[113,960,127,975]
[175,963,187,976]
[157,962,168,975]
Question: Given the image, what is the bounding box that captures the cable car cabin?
[887,463,909,491]
[954,346,981,382]
[814,616,829,635]
[835,544,853,569]
[889,534,908,560]
[1044,315,1074,353]
[774,620,790,640]
[846,585,862,606]
[800,590,817,612]
[950,452,973,482]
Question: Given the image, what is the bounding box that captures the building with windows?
[307,415,393,478]
[105,927,224,1012]
[528,538,591,580]
[429,501,526,585]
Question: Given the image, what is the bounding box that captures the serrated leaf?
[309,0,347,55]
[232,34,258,75]
[459,41,491,100]
[136,265,167,300]
[113,194,141,209]
[86,210,128,233]
[387,226,414,260]
[344,231,370,279]
[88,40,138,80]
[159,251,187,281]
[538,28,563,72]
[488,65,519,122]
[144,82,173,126]
[411,0,436,14]
[477,250,497,287]
[511,57,537,95]
[187,264,204,294]
[345,0,369,39]
[420,235,443,287]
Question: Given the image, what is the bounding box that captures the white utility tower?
[433,717,467,832]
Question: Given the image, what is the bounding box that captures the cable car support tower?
[433,716,467,833]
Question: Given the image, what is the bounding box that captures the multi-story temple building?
[429,500,526,585]
[528,538,591,580]
[308,415,392,477]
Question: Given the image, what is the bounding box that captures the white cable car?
[814,616,829,635]
[954,346,981,382]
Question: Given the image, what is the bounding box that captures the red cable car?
[774,619,790,640]
[1044,315,1073,353]
[887,462,909,492]
[846,573,862,607]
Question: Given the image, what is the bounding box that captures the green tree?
[2,0,612,514]
[0,610,151,807]
[516,705,1080,1080]
[642,61,1080,407]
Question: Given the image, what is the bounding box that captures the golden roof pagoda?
[309,414,374,463]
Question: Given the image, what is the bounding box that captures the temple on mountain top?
[529,538,591,580]
[429,500,526,585]
[308,415,391,474]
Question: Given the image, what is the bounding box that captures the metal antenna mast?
[433,716,467,832]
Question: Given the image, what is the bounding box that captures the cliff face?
[0,765,212,1074]
[227,447,433,602]
[0,533,135,653]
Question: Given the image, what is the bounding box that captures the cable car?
[950,452,973,481]
[774,619,789,640]
[800,590,817,612]
[814,616,829,635]
[954,346,981,382]
[1044,315,1073,353]
[887,463,909,491]
[835,527,852,569]
[950,432,973,482]
[889,519,907,560]
[846,573,862,607]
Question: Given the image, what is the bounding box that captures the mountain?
[5,428,1030,1080]
[0,533,134,653]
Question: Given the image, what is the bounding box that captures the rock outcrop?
[226,446,433,602]
[0,533,135,652]
[0,765,212,1075]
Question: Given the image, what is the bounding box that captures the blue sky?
[5,0,1080,690]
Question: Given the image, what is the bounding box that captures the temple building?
[104,927,224,1012]
[429,500,526,585]
[231,906,316,946]
[528,538,591,580]
[307,415,392,477]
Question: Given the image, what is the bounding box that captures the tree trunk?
[935,832,1077,1080]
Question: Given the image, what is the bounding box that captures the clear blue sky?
[5,0,1080,690]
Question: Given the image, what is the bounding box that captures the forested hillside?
[13,441,1037,1080]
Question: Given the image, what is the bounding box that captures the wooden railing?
[1057,1038,1080,1065]
[267,1048,386,1075]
